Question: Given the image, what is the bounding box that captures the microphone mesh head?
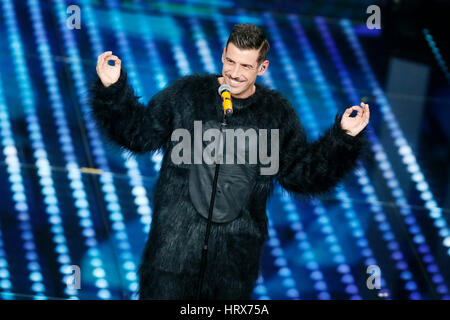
[218,84,231,95]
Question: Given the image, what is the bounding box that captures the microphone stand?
[196,111,229,300]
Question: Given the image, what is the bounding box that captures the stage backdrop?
[0,0,448,300]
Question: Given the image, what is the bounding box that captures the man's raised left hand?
[340,102,370,136]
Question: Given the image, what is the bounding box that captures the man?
[89,23,370,300]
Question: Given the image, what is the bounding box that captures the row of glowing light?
[82,0,142,298]
[316,16,448,298]
[339,19,449,297]
[423,29,450,83]
[126,0,170,238]
[2,0,152,299]
[102,0,154,240]
[77,0,200,299]
[264,11,390,299]
[70,0,157,298]
[342,20,450,252]
[83,0,153,244]
[2,0,146,299]
[1,0,78,299]
[318,15,427,297]
[0,77,16,298]
[291,13,418,298]
[30,0,113,299]
[317,15,446,298]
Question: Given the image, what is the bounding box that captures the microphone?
[218,84,233,116]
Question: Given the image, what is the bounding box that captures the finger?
[345,105,360,113]
[343,106,359,118]
[357,105,364,117]
[111,58,121,68]
[363,104,370,121]
[98,51,109,59]
[359,120,369,132]
[354,121,367,134]
[99,51,111,62]
[362,102,368,111]
[100,53,114,69]
[350,105,363,117]
[100,51,113,66]
[105,55,119,63]
[343,107,353,116]
[361,102,367,116]
[99,55,106,70]
[361,116,370,128]
[106,57,121,69]
[99,52,106,68]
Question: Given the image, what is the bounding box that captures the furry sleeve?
[276,97,369,197]
[88,68,187,155]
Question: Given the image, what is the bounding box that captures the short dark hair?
[226,23,270,65]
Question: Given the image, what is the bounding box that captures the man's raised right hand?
[96,51,122,88]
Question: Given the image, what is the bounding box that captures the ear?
[221,47,226,64]
[257,60,269,76]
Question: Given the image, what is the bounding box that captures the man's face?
[221,42,269,98]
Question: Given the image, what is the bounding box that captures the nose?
[230,64,240,79]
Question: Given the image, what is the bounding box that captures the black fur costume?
[89,68,368,300]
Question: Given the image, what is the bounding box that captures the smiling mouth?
[228,77,244,87]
